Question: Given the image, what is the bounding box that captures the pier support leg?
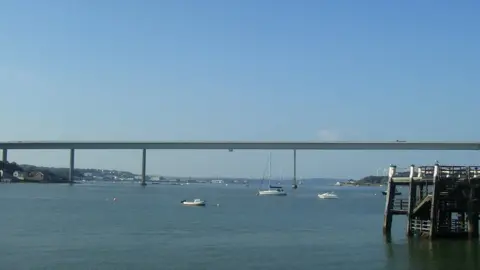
[467,186,479,239]
[383,165,397,235]
[69,149,75,184]
[406,165,417,237]
[429,163,440,240]
[141,149,147,186]
[292,149,297,189]
[458,212,465,229]
[383,182,395,235]
[2,149,7,163]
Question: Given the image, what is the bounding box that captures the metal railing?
[393,199,409,211]
[411,219,431,232]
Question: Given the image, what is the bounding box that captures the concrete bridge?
[1,140,480,186]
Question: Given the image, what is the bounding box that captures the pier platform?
[384,164,480,240]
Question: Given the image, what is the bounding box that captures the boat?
[258,186,287,196]
[382,188,402,196]
[318,192,339,199]
[180,199,206,206]
[257,153,287,196]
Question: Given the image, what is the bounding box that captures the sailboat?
[257,152,287,196]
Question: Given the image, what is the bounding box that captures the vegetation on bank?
[0,161,71,183]
[21,165,83,180]
[0,160,23,174]
[355,171,410,186]
[355,175,388,185]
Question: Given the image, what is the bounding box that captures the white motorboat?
[257,152,287,196]
[181,199,206,206]
[318,192,338,199]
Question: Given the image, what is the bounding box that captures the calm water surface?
[0,183,478,270]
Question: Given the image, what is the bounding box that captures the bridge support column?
[69,149,75,184]
[2,149,7,163]
[383,165,397,235]
[1,149,6,181]
[141,149,147,186]
[292,149,297,189]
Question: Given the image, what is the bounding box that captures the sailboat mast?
[268,152,272,185]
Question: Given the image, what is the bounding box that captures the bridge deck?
[1,140,480,150]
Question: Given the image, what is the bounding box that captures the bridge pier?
[2,149,7,163]
[292,149,297,189]
[69,149,75,184]
[141,148,147,186]
[1,149,6,182]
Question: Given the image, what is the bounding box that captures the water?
[0,183,478,270]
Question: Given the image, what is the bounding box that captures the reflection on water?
[385,238,479,270]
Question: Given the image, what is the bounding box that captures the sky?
[1,0,480,179]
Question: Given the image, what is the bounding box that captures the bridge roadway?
[1,140,480,150]
[1,140,480,186]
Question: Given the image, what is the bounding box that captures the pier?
[384,164,480,240]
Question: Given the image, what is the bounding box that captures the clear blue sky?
[1,0,479,179]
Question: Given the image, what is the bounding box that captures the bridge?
[1,140,480,186]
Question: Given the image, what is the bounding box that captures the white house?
[25,171,44,181]
[13,171,24,180]
[13,171,44,181]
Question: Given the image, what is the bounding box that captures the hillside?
[20,164,83,180]
[356,175,388,185]
[0,161,24,174]
[355,171,410,185]
[0,161,69,183]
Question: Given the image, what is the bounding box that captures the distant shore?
[2,160,392,186]
[333,175,388,187]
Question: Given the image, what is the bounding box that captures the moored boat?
[181,199,206,206]
[318,192,339,199]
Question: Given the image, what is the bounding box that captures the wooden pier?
[383,164,480,240]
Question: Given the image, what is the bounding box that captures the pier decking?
[384,164,480,240]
